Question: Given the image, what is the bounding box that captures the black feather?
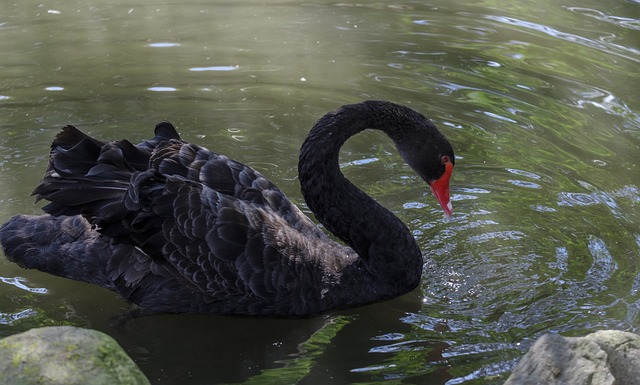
[0,102,454,316]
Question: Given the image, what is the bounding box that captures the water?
[0,0,638,383]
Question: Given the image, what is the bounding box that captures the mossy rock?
[0,326,150,385]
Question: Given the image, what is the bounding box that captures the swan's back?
[4,122,347,315]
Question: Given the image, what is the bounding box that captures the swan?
[0,101,455,316]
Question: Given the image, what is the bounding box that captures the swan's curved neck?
[298,102,422,299]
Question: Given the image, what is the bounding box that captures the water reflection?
[568,7,640,30]
[189,65,239,72]
[147,42,182,48]
[115,314,351,384]
[0,309,38,325]
[1,276,48,294]
[558,184,639,220]
[0,0,639,384]
[147,86,177,92]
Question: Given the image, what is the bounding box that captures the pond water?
[1,0,639,383]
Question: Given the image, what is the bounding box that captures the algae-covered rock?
[0,326,150,385]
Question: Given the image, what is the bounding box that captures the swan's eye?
[440,155,450,164]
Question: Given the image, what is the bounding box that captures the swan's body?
[0,101,454,316]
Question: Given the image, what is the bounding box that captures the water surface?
[1,0,639,384]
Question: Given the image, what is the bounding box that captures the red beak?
[428,160,453,217]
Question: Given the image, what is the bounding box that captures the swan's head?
[427,153,454,217]
[389,107,455,217]
[410,143,454,217]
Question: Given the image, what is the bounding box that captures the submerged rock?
[504,330,640,385]
[0,326,150,385]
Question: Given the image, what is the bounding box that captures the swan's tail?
[33,125,140,218]
[0,214,115,289]
[31,123,180,225]
[0,123,181,288]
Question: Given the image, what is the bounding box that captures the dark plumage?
[0,101,455,316]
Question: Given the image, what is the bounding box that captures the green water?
[1,0,638,384]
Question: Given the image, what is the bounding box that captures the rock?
[0,326,150,385]
[588,330,640,385]
[505,330,640,385]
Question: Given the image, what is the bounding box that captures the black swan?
[0,101,454,316]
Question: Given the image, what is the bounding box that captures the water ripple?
[557,191,603,206]
[549,247,569,272]
[631,272,640,296]
[558,189,618,211]
[506,168,542,180]
[572,86,637,118]
[566,7,640,31]
[189,65,239,72]
[508,179,540,189]
[530,205,557,213]
[485,15,640,61]
[556,184,640,220]
[147,42,181,48]
[369,340,425,354]
[147,86,177,92]
[467,230,526,244]
[585,236,618,290]
[0,309,37,325]
[0,276,48,294]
